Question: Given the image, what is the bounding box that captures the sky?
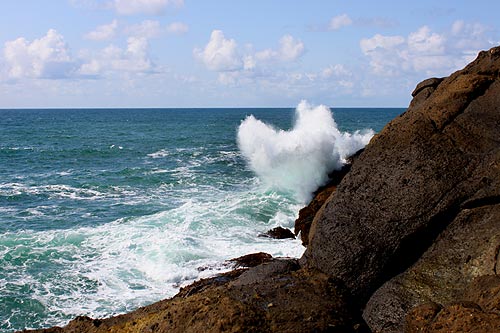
[0,0,498,108]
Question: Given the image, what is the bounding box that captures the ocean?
[0,106,403,331]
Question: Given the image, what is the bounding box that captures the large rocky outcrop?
[303,46,500,301]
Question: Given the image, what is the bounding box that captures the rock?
[405,301,500,333]
[302,45,500,307]
[176,269,246,298]
[259,227,295,240]
[229,259,299,287]
[26,267,366,333]
[294,156,357,246]
[227,252,273,268]
[364,204,500,332]
[294,184,336,246]
[464,275,500,313]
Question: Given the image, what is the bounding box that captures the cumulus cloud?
[194,30,306,87]
[360,21,495,77]
[3,29,77,79]
[194,30,243,72]
[254,35,304,62]
[278,35,305,61]
[113,0,183,15]
[79,37,154,75]
[85,20,119,41]
[329,14,353,31]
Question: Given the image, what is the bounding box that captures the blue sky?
[0,0,498,108]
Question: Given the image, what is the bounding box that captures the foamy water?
[0,106,403,331]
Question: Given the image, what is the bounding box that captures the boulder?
[302,45,500,307]
[259,227,295,240]
[228,252,273,268]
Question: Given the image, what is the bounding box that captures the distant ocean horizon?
[0,106,404,331]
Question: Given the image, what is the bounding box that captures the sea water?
[0,106,403,331]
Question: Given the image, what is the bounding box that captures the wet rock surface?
[259,227,295,239]
[294,159,355,246]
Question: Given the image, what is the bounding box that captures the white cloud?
[408,26,445,54]
[253,35,304,63]
[79,37,154,75]
[85,20,119,41]
[321,64,351,79]
[122,20,189,39]
[329,14,353,31]
[3,29,77,79]
[166,22,189,35]
[194,30,243,72]
[194,30,306,88]
[360,21,494,77]
[360,34,405,54]
[126,20,162,39]
[278,35,305,61]
[113,0,183,15]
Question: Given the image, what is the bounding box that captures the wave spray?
[237,100,374,202]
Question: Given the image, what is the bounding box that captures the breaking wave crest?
[237,100,374,202]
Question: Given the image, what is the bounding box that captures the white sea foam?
[0,182,304,328]
[0,182,124,201]
[147,149,170,158]
[238,100,374,202]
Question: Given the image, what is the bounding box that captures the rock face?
[295,155,358,246]
[364,204,500,332]
[303,46,500,307]
[405,275,500,332]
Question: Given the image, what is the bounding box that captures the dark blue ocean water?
[0,107,403,331]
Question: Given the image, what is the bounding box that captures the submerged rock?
[259,227,295,240]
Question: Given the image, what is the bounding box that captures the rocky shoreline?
[23,46,500,333]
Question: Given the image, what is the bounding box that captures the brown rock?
[294,158,356,246]
[259,227,295,239]
[228,252,273,268]
[25,267,364,333]
[405,302,500,333]
[303,45,500,306]
[465,275,500,313]
[404,302,442,332]
[364,204,500,332]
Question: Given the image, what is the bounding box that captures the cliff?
[24,46,500,333]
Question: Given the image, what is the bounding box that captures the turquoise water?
[0,107,403,331]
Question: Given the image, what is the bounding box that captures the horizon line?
[0,106,408,110]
